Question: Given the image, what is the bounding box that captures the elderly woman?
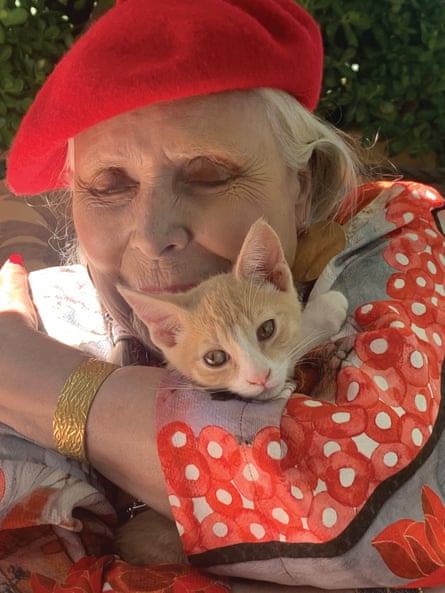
[0,0,444,592]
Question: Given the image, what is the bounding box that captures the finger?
[0,255,39,329]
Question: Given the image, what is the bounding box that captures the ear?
[116,285,187,349]
[294,169,313,231]
[234,218,293,292]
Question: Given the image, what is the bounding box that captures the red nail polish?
[8,254,24,266]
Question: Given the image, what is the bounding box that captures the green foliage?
[301,0,445,165]
[0,0,113,176]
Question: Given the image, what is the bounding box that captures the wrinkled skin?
[72,92,310,340]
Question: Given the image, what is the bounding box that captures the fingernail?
[8,254,24,266]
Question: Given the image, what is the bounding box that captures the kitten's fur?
[118,219,347,401]
[115,219,348,566]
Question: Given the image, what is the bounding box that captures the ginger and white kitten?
[115,219,348,566]
[118,219,347,401]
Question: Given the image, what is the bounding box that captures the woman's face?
[72,92,309,329]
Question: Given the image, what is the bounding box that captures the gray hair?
[252,87,362,222]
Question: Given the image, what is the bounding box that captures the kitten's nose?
[248,369,271,386]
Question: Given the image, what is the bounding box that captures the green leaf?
[0,7,29,27]
[0,44,11,62]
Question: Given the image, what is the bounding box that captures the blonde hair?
[252,87,362,222]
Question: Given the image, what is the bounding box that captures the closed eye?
[76,167,139,203]
[180,157,236,193]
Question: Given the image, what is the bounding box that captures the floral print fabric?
[156,181,445,589]
[0,181,444,591]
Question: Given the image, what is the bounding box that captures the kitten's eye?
[257,319,275,341]
[203,350,229,367]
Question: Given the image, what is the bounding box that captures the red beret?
[6,0,323,195]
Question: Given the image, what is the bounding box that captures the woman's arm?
[0,260,172,518]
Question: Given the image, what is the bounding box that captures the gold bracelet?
[53,358,120,462]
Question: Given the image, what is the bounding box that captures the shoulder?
[340,179,444,223]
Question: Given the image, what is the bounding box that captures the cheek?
[195,203,266,264]
[73,201,127,271]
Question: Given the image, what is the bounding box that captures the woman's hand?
[0,255,39,328]
[0,255,171,516]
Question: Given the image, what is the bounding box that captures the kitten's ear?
[116,285,187,349]
[234,219,293,292]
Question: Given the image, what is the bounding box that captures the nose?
[131,185,191,258]
[247,368,271,386]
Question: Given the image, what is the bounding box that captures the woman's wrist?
[0,312,86,447]
[0,312,172,517]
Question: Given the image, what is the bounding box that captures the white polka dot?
[267,440,283,460]
[169,495,180,507]
[304,400,323,407]
[243,463,259,481]
[370,338,388,354]
[339,467,356,488]
[404,212,414,223]
[360,304,373,314]
[347,381,360,401]
[415,393,427,412]
[406,232,419,241]
[272,507,290,524]
[435,284,445,296]
[332,412,351,424]
[323,441,341,457]
[374,375,389,391]
[440,253,445,266]
[433,332,443,346]
[389,305,400,314]
[410,351,424,369]
[291,486,304,500]
[185,464,200,480]
[250,523,266,539]
[411,428,423,447]
[213,522,229,537]
[432,296,439,306]
[216,489,233,505]
[416,276,427,288]
[383,451,398,467]
[375,412,392,430]
[395,253,410,266]
[427,228,438,239]
[207,441,223,458]
[390,321,406,329]
[427,261,437,275]
[393,278,405,289]
[393,406,405,417]
[411,302,427,316]
[412,324,428,342]
[314,479,327,494]
[176,521,185,536]
[172,431,187,447]
[322,507,338,528]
